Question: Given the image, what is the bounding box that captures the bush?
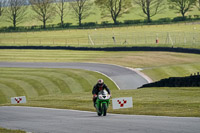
[140,75,200,88]
[31,26,36,30]
[57,23,72,28]
[188,15,192,20]
[193,15,200,19]
[101,21,109,26]
[124,20,141,24]
[172,16,185,22]
[82,22,96,27]
[157,18,171,23]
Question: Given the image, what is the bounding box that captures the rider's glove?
[93,94,97,97]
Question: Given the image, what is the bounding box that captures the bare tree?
[69,0,93,26]
[0,0,7,16]
[95,0,132,24]
[133,0,165,23]
[4,0,28,29]
[168,0,196,19]
[196,0,200,10]
[30,0,56,29]
[55,0,69,27]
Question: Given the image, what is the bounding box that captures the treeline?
[0,0,200,30]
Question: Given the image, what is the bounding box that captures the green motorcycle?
[95,90,111,116]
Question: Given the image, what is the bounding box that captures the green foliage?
[124,19,141,24]
[82,22,97,27]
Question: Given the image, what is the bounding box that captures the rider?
[92,79,111,107]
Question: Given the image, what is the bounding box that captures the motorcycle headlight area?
[99,95,110,100]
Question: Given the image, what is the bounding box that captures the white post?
[88,34,94,45]
[168,33,174,46]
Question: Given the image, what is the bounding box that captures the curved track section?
[0,106,200,133]
[0,62,149,89]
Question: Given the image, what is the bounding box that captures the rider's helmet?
[97,79,104,87]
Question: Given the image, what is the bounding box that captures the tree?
[69,0,93,26]
[196,0,200,10]
[133,0,165,23]
[4,0,28,29]
[0,0,6,16]
[30,0,56,29]
[168,0,196,19]
[55,0,69,27]
[95,0,132,25]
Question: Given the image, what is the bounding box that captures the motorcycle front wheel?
[97,104,102,116]
[102,103,107,116]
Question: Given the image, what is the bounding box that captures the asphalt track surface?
[0,62,150,89]
[0,106,200,133]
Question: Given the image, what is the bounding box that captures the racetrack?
[0,106,200,133]
[0,62,150,89]
[0,63,200,132]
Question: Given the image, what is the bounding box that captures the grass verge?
[0,127,25,133]
[2,87,200,117]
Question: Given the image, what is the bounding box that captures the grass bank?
[2,87,200,117]
[0,23,200,48]
[0,67,118,104]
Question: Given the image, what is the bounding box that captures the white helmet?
[97,79,104,85]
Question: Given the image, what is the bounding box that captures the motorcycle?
[95,90,111,116]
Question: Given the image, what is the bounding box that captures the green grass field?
[0,50,200,117]
[0,23,200,48]
[0,67,118,104]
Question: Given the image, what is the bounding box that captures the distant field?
[0,23,200,48]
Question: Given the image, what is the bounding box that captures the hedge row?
[0,46,200,54]
[1,16,200,32]
[140,75,200,88]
